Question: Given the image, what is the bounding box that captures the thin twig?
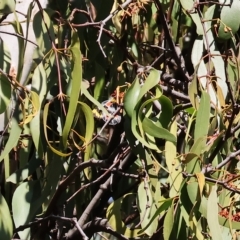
[45,159,106,216]
[96,0,134,57]
[153,0,190,82]
[0,30,38,46]
[15,215,88,240]
[34,0,67,115]
[66,156,121,203]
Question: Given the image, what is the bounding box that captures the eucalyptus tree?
[1,0,240,240]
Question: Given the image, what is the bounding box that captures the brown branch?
[153,0,189,82]
[160,84,190,102]
[66,156,121,203]
[15,215,88,240]
[65,149,134,240]
[183,172,240,195]
[82,218,128,240]
[0,30,38,46]
[45,159,106,216]
[70,0,134,58]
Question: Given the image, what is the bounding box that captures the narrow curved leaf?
[142,117,177,143]
[207,186,223,240]
[0,193,13,240]
[62,31,82,149]
[0,74,11,114]
[194,91,210,140]
[163,200,174,240]
[30,61,48,159]
[43,102,72,157]
[0,117,21,162]
[137,181,158,236]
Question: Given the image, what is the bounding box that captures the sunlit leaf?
[195,172,205,198]
[123,75,142,118]
[137,181,158,236]
[0,117,22,162]
[33,10,55,55]
[165,120,182,197]
[218,1,240,40]
[163,200,174,240]
[179,0,203,35]
[106,194,143,238]
[0,0,15,14]
[207,186,223,240]
[194,91,210,140]
[12,181,42,240]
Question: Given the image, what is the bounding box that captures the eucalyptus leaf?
[137,181,158,236]
[0,193,13,240]
[207,186,223,240]
[0,0,15,14]
[12,181,42,240]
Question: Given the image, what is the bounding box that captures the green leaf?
[137,68,160,101]
[0,193,13,240]
[194,91,210,140]
[123,75,142,118]
[158,95,173,128]
[163,200,174,240]
[165,120,182,197]
[137,181,158,236]
[0,0,15,14]
[94,62,105,101]
[138,198,174,234]
[41,155,64,212]
[190,37,218,106]
[142,117,177,143]
[82,81,108,115]
[7,158,42,184]
[179,0,203,35]
[204,6,228,101]
[43,102,72,157]
[33,10,55,55]
[0,38,11,113]
[30,61,48,159]
[207,185,223,240]
[106,194,143,238]
[218,1,240,40]
[8,20,25,82]
[62,31,82,149]
[188,81,198,108]
[111,0,122,34]
[0,117,22,162]
[12,181,42,240]
[78,101,94,178]
[0,74,11,114]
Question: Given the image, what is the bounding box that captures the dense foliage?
[1,0,240,239]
